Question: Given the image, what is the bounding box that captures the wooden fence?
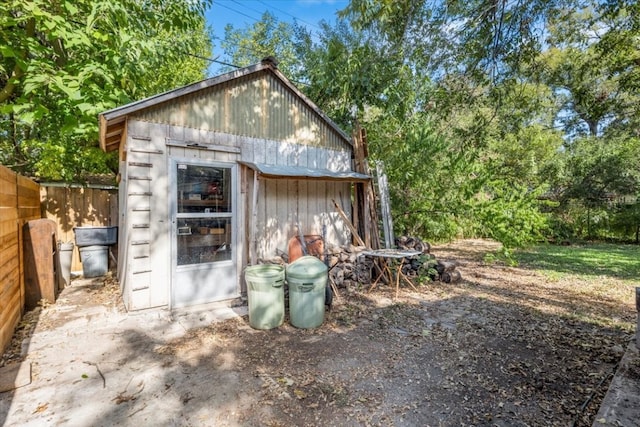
[40,184,118,272]
[0,166,41,354]
[1,167,118,354]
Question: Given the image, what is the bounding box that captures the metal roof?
[98,58,352,153]
[239,161,370,182]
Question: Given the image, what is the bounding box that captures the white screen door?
[171,160,237,307]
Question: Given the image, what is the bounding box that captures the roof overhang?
[240,161,370,182]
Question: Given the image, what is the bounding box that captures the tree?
[0,0,212,180]
[531,5,640,138]
[370,119,485,241]
[558,136,640,237]
[298,19,411,128]
[220,11,300,77]
[526,3,640,239]
[340,0,581,84]
[218,0,639,246]
[347,0,640,244]
[594,1,640,139]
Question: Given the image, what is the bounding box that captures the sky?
[204,0,349,75]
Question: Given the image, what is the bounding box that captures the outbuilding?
[99,58,369,311]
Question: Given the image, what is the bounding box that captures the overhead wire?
[229,0,272,21]
[256,0,323,31]
[61,12,245,71]
[213,0,328,42]
[213,1,263,24]
[51,1,338,83]
[208,0,336,74]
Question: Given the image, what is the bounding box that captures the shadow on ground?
[1,240,636,426]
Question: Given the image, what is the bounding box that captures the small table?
[362,249,421,298]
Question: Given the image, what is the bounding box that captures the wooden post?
[376,161,394,249]
[349,120,384,250]
[363,182,370,248]
[636,287,639,349]
[250,171,259,265]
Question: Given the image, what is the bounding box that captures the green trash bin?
[286,256,328,329]
[245,264,285,330]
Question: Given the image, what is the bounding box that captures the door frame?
[168,156,239,309]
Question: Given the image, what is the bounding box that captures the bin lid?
[245,264,285,280]
[286,256,327,279]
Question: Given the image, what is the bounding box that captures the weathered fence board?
[40,184,118,272]
[0,166,41,355]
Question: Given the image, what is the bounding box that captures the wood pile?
[395,235,433,279]
[258,235,462,287]
[326,245,374,288]
[324,236,463,288]
[395,236,462,283]
[395,235,431,254]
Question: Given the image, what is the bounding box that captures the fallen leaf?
[278,377,294,386]
[33,403,48,414]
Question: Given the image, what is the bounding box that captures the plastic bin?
[57,242,74,288]
[286,256,328,329]
[74,226,117,247]
[79,245,109,277]
[245,264,285,330]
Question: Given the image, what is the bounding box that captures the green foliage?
[212,0,640,246]
[0,0,212,180]
[370,121,483,242]
[474,182,550,248]
[340,0,640,245]
[610,201,640,242]
[341,0,572,83]
[220,11,303,81]
[562,137,640,206]
[299,20,410,128]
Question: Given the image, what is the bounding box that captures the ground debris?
[2,240,635,427]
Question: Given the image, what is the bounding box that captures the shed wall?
[254,178,351,261]
[120,115,353,309]
[119,121,172,310]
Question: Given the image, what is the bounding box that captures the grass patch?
[515,242,640,282]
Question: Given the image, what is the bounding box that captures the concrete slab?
[592,340,640,426]
[0,277,250,427]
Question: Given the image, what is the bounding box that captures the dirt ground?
[2,239,636,426]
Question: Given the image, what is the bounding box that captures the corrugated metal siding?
[133,72,351,152]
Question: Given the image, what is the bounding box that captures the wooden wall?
[40,185,118,272]
[0,166,41,354]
